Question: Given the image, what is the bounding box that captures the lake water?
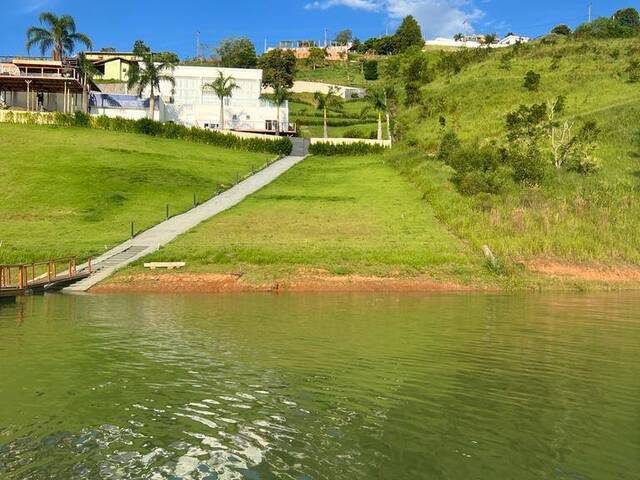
[1,293,639,479]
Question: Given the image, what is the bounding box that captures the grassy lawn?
[0,124,271,264]
[296,62,370,87]
[140,154,485,284]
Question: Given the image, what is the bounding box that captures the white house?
[496,34,531,47]
[424,34,530,49]
[90,65,292,134]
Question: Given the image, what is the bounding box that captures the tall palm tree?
[128,54,175,121]
[26,13,92,60]
[77,52,99,112]
[271,84,291,135]
[362,87,388,141]
[203,72,239,130]
[314,87,342,139]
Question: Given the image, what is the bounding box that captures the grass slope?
[392,38,640,267]
[141,154,484,284]
[0,124,271,263]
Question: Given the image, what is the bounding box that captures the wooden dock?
[0,257,91,300]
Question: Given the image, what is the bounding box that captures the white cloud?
[305,0,485,37]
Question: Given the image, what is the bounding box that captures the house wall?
[1,91,81,112]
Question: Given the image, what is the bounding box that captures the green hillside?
[388,37,640,268]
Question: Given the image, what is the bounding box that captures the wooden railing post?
[88,257,93,274]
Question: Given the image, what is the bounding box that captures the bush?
[363,60,379,80]
[626,59,640,82]
[551,24,572,35]
[342,128,372,139]
[523,70,541,91]
[436,130,461,163]
[309,141,386,156]
[575,16,638,39]
[445,143,512,196]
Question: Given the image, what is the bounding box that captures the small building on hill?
[85,51,141,82]
[268,41,351,61]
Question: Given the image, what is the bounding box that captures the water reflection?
[0,293,639,479]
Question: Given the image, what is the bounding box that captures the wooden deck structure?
[0,257,91,300]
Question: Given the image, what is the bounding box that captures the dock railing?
[0,256,91,291]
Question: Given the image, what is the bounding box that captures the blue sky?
[2,0,637,58]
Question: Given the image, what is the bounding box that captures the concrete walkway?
[65,154,306,293]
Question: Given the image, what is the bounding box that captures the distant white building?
[496,34,531,47]
[90,65,292,134]
[424,34,530,49]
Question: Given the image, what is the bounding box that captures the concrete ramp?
[65,154,306,293]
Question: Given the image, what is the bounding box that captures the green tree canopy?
[26,12,92,60]
[258,49,297,89]
[613,7,640,28]
[334,29,353,45]
[216,37,258,68]
[394,15,424,53]
[306,47,327,70]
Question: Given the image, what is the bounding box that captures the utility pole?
[196,31,201,60]
[588,1,592,22]
[324,28,328,48]
[264,37,267,54]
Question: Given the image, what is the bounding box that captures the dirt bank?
[91,273,477,294]
[526,259,640,283]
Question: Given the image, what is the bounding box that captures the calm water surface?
[0,293,639,479]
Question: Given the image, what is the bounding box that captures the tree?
[26,12,92,60]
[350,38,362,52]
[203,72,239,130]
[363,87,388,141]
[258,49,297,89]
[363,60,379,80]
[334,29,353,45]
[77,52,99,112]
[101,47,117,52]
[454,33,464,42]
[613,8,640,28]
[483,33,498,45]
[156,51,180,64]
[271,84,291,135]
[216,37,257,68]
[551,24,572,36]
[133,39,151,56]
[394,15,424,53]
[523,70,541,91]
[307,47,327,70]
[314,87,342,138]
[128,54,175,121]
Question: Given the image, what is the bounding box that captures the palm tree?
[26,13,92,60]
[203,72,239,130]
[314,87,342,139]
[453,33,464,42]
[362,87,388,141]
[128,54,175,121]
[271,84,291,135]
[483,33,498,46]
[77,52,98,112]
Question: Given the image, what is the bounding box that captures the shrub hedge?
[309,141,387,156]
[2,111,292,156]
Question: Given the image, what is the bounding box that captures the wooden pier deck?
[0,257,91,300]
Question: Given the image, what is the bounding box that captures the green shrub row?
[309,141,387,156]
[60,112,293,155]
[1,110,292,156]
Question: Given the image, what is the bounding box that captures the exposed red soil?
[526,259,640,283]
[91,273,476,294]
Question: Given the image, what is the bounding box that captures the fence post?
[131,221,134,239]
[166,204,169,220]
